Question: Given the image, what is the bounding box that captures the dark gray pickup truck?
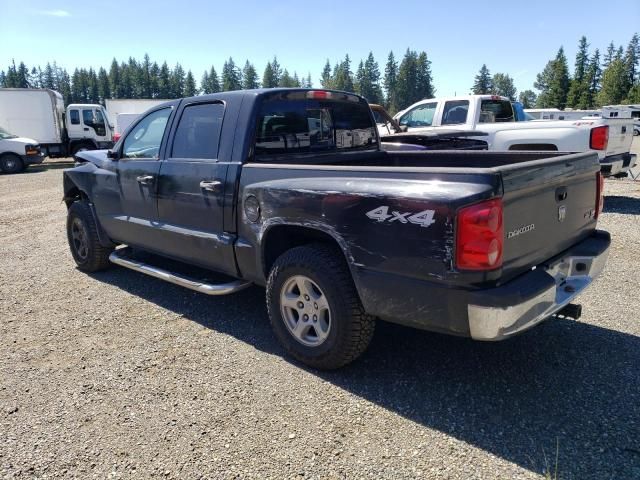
[63,88,611,369]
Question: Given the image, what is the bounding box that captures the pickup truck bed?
[63,88,610,369]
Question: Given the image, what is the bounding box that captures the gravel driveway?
[1,155,639,479]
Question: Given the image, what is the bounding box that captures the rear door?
[155,100,237,275]
[499,152,600,280]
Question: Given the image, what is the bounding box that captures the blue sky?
[1,0,638,96]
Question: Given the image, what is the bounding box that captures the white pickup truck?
[394,95,637,177]
[0,126,44,173]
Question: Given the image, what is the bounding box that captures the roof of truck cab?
[179,88,366,105]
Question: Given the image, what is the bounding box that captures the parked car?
[0,88,114,157]
[394,95,637,177]
[0,126,44,173]
[63,89,611,369]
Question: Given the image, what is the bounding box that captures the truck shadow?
[604,195,640,215]
[91,267,640,479]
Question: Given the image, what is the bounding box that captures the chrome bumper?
[468,232,610,341]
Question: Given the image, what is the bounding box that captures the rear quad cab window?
[479,99,515,123]
[254,91,378,157]
[122,108,172,159]
[171,102,224,160]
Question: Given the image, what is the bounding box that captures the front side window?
[479,100,514,123]
[399,103,437,127]
[83,109,106,136]
[441,100,469,125]
[122,108,171,159]
[69,110,80,125]
[172,103,224,159]
[254,94,377,157]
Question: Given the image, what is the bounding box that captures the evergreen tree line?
[528,33,639,109]
[471,33,639,109]
[0,49,434,113]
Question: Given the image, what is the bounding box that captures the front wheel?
[266,244,375,370]
[0,154,24,174]
[66,201,113,272]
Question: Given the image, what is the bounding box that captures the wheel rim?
[4,158,16,170]
[280,275,331,347]
[70,217,89,260]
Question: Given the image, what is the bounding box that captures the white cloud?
[33,9,71,17]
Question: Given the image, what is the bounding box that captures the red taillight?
[590,125,609,150]
[113,132,121,142]
[306,90,332,100]
[595,172,604,219]
[456,198,504,271]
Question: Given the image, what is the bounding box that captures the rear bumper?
[355,230,611,340]
[600,153,636,176]
[467,230,610,340]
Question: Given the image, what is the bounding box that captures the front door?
[103,107,173,247]
[155,101,236,275]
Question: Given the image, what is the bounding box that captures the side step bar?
[109,248,252,296]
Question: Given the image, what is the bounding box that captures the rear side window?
[254,93,377,157]
[479,100,514,123]
[172,103,224,159]
[69,109,80,125]
[442,100,469,125]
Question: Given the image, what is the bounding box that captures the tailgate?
[604,119,634,157]
[500,152,600,280]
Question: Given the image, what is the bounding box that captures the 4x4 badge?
[558,205,567,222]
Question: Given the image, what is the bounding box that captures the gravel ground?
[1,147,639,479]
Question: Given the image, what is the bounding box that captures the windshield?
[0,126,18,140]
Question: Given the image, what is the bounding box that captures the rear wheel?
[266,244,375,370]
[66,200,113,272]
[0,154,24,174]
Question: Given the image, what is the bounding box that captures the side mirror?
[400,125,408,133]
[107,149,119,160]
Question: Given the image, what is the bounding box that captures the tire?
[634,129,639,136]
[66,200,113,272]
[71,143,94,156]
[266,243,375,370]
[0,154,25,174]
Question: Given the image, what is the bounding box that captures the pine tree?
[472,64,493,94]
[603,42,615,68]
[395,49,420,109]
[567,36,590,108]
[97,67,110,102]
[157,62,171,98]
[320,60,333,88]
[415,52,434,100]
[42,63,55,89]
[597,58,627,105]
[581,49,601,108]
[270,57,282,86]
[383,51,398,112]
[534,47,570,108]
[623,33,639,87]
[170,63,186,98]
[242,61,259,89]
[184,70,197,96]
[262,62,277,88]
[518,90,537,108]
[279,69,296,87]
[221,57,242,91]
[491,73,516,100]
[332,54,354,92]
[304,72,313,88]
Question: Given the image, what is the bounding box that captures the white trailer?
[105,99,171,134]
[525,108,601,120]
[0,88,114,157]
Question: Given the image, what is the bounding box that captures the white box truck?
[0,88,114,157]
[105,99,171,139]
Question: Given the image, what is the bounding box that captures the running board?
[109,248,252,296]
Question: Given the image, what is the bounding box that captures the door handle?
[83,127,89,131]
[200,180,222,192]
[136,175,154,184]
